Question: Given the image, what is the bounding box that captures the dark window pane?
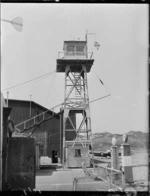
[67,46,75,52]
[75,149,81,157]
[76,46,84,52]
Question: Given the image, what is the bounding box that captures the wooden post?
[6,92,9,107]
[36,144,40,170]
[73,178,77,191]
[0,94,7,191]
[111,138,119,170]
[29,94,32,118]
[59,111,62,164]
[120,134,134,183]
[2,107,12,191]
[111,137,120,185]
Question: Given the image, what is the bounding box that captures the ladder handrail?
[15,102,64,128]
[130,164,148,168]
[94,164,123,174]
[19,114,59,133]
[15,94,110,130]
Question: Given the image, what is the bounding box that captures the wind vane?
[94,41,100,50]
[1,17,23,32]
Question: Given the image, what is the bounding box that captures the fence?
[73,161,148,191]
[94,163,125,191]
[72,134,148,191]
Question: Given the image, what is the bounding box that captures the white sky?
[1,3,149,134]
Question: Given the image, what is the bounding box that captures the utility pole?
[6,91,9,107]
[30,94,32,118]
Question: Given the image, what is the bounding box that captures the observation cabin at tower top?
[56,40,94,73]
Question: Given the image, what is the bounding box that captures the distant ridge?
[92,131,148,151]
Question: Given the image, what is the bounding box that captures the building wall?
[8,100,46,125]
[8,100,77,163]
[47,116,61,159]
[0,93,7,190]
[7,137,35,190]
[8,100,61,161]
[65,111,77,141]
[65,143,90,168]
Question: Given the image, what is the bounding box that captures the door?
[52,150,58,163]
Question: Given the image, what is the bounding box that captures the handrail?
[80,163,125,191]
[130,164,148,167]
[94,163,125,190]
[15,102,64,128]
[58,51,93,59]
[94,164,123,174]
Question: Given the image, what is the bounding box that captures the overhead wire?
[44,71,57,107]
[90,94,111,104]
[2,69,56,92]
[92,69,111,95]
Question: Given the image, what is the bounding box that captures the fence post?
[2,107,12,191]
[73,178,77,191]
[111,137,120,170]
[111,137,120,186]
[36,144,40,170]
[120,134,134,184]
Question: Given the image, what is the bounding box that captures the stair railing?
[15,102,64,133]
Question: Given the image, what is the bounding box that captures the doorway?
[52,150,58,163]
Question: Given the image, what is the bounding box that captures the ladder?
[15,102,64,133]
[74,73,82,99]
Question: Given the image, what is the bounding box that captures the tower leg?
[62,65,93,168]
[62,109,69,167]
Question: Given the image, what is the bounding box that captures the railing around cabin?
[58,51,93,59]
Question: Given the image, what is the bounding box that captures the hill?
[92,131,149,151]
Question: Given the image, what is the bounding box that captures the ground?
[36,167,116,191]
[35,156,148,192]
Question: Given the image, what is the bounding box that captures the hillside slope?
[92,131,149,151]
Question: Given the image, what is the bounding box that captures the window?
[75,149,81,157]
[66,44,86,56]
[76,45,85,56]
[67,45,75,52]
[76,45,84,52]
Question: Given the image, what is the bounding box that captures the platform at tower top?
[56,59,94,73]
[56,40,94,73]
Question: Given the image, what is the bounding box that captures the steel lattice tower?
[57,39,94,167]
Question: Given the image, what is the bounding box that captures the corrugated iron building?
[7,99,76,163]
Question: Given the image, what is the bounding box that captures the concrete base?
[36,168,116,191]
[36,167,148,191]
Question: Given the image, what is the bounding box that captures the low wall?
[7,137,36,190]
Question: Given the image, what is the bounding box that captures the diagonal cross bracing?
[65,70,84,101]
